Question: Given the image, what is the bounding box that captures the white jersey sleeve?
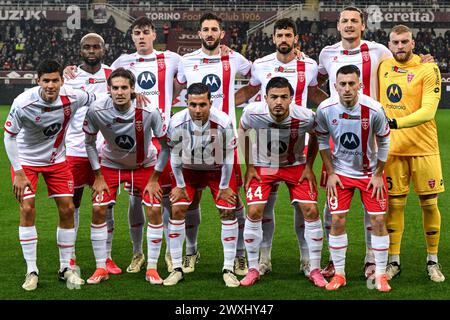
[4,99,24,135]
[248,59,262,87]
[176,56,187,84]
[150,106,166,139]
[236,52,252,77]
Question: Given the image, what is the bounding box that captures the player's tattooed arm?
[320,149,344,200]
[299,133,319,193]
[307,85,329,107]
[172,78,186,104]
[91,169,110,202]
[367,160,387,201]
[234,84,260,107]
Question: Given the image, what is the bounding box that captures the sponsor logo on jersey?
[275,66,296,73]
[137,71,156,90]
[86,78,106,85]
[340,132,360,150]
[387,84,402,103]
[193,65,198,71]
[35,116,41,123]
[267,140,288,155]
[428,179,436,188]
[200,58,221,64]
[202,74,221,93]
[136,57,156,63]
[332,119,338,125]
[434,87,440,93]
[392,66,408,73]
[362,51,370,62]
[115,135,135,150]
[339,113,360,120]
[341,49,360,56]
[43,123,62,136]
[407,73,415,83]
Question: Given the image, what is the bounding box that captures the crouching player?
[238,77,327,287]
[315,65,391,292]
[83,68,169,284]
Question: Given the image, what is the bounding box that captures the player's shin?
[162,194,171,253]
[221,218,238,271]
[329,233,348,276]
[304,217,324,271]
[420,197,441,261]
[235,204,246,257]
[371,234,390,276]
[106,205,115,259]
[19,226,39,274]
[169,219,186,269]
[260,191,277,260]
[386,196,406,258]
[185,207,201,255]
[323,203,332,242]
[147,223,164,269]
[57,227,76,271]
[364,210,375,263]
[128,195,145,254]
[91,223,108,269]
[294,206,309,262]
[244,215,263,270]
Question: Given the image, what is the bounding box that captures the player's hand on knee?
[217,188,237,206]
[13,170,33,203]
[92,176,110,202]
[299,165,317,193]
[244,165,261,191]
[367,175,386,201]
[144,180,162,206]
[326,173,343,199]
[170,187,189,204]
[63,65,78,80]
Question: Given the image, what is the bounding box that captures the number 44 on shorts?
[246,186,263,201]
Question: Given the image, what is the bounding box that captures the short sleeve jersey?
[240,101,315,167]
[315,94,390,178]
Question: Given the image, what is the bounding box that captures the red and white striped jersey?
[4,86,94,166]
[315,94,390,178]
[249,53,318,107]
[83,96,165,170]
[176,49,251,129]
[318,40,392,100]
[64,64,111,157]
[111,50,180,128]
[167,107,236,171]
[240,101,315,167]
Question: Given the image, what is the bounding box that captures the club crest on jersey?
[297,71,305,82]
[266,73,272,79]
[222,60,230,72]
[361,118,369,130]
[43,123,62,137]
[136,120,143,132]
[378,199,387,210]
[362,51,370,62]
[309,191,316,200]
[68,180,74,192]
[428,179,436,188]
[193,65,199,71]
[115,135,135,150]
[157,57,165,70]
[63,106,71,116]
[407,73,415,83]
[137,71,156,90]
[202,74,221,93]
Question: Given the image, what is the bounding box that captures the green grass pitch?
[0,105,448,300]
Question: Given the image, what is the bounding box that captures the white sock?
[169,219,185,269]
[323,204,332,242]
[221,219,238,271]
[371,234,389,276]
[427,254,438,263]
[294,206,309,262]
[304,218,324,270]
[74,207,80,234]
[19,226,38,274]
[329,234,348,276]
[244,217,262,270]
[106,205,115,259]
[147,223,163,269]
[261,191,277,252]
[389,254,400,264]
[57,227,76,271]
[162,195,171,255]
[128,195,145,254]
[235,205,246,257]
[364,210,375,263]
[91,223,107,269]
[185,207,200,255]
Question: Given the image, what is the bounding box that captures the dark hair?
[107,68,136,100]
[187,82,211,100]
[340,6,365,25]
[273,18,297,36]
[37,60,63,78]
[336,64,361,78]
[199,12,223,31]
[131,16,155,31]
[266,76,294,96]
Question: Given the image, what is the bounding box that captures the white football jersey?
[176,49,251,129]
[83,96,165,170]
[315,94,390,178]
[111,50,180,128]
[167,108,236,171]
[64,64,111,157]
[318,40,392,100]
[249,53,318,107]
[4,86,94,166]
[240,101,315,167]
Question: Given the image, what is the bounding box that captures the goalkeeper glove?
[387,118,398,129]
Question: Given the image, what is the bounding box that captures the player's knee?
[220,210,235,221]
[300,204,318,220]
[247,205,263,221]
[92,205,107,224]
[20,202,35,224]
[419,195,438,209]
[171,205,186,220]
[331,215,345,232]
[147,206,162,224]
[370,214,387,233]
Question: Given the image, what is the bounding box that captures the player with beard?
[234,18,328,277]
[63,33,122,275]
[379,25,444,282]
[174,13,252,276]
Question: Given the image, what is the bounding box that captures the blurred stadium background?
[0,0,449,106]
